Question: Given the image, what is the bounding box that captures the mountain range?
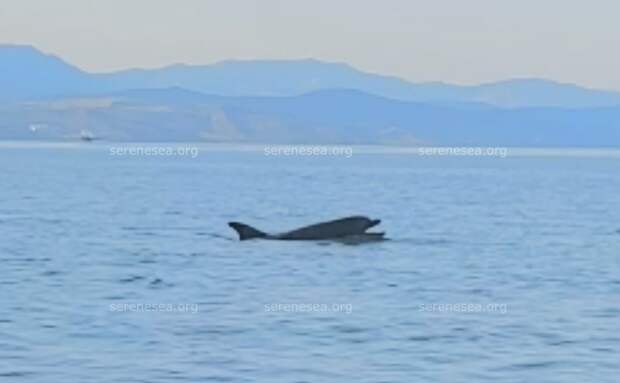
[2,44,620,146]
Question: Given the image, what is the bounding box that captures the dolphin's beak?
[368,219,381,229]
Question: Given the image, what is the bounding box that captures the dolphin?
[228,216,385,242]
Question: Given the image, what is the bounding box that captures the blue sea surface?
[1,143,619,382]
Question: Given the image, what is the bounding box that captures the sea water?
[1,143,619,382]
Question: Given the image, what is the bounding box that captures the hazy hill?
[0,45,97,100]
[3,88,620,146]
[3,44,620,108]
[2,44,620,146]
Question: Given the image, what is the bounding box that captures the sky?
[1,0,619,89]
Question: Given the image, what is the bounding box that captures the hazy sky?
[1,0,619,89]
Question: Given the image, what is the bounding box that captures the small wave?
[391,237,453,246]
[507,361,562,369]
[40,270,62,277]
[123,226,204,231]
[0,372,35,378]
[11,257,52,263]
[163,210,182,216]
[200,232,236,241]
[407,335,434,342]
[329,325,369,334]
[119,275,145,283]
[407,334,457,343]
[547,339,579,346]
[148,277,174,288]
[591,347,615,353]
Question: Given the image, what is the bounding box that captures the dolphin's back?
[277,216,375,240]
[228,216,384,241]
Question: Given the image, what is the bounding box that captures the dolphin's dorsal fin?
[228,222,268,240]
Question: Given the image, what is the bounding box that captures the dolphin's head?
[365,218,381,230]
[347,216,381,232]
[366,219,381,230]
